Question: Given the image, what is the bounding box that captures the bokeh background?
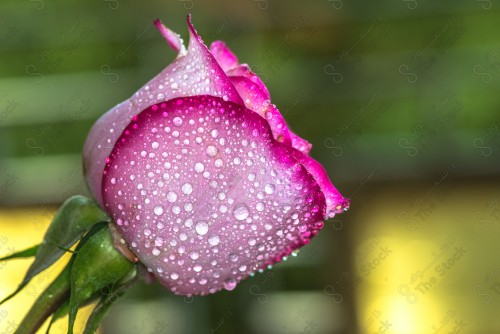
[1,0,500,333]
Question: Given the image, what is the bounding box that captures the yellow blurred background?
[0,209,96,334]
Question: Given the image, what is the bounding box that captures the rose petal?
[154,19,186,54]
[229,76,291,145]
[210,41,270,100]
[102,96,326,295]
[290,149,350,218]
[209,41,239,72]
[84,16,243,206]
[229,75,313,157]
[227,64,270,99]
[290,132,312,155]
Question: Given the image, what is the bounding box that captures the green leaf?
[1,196,109,305]
[0,244,39,261]
[67,223,135,334]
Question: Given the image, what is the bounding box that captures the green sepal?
[82,268,138,334]
[14,263,72,334]
[82,290,124,334]
[46,267,138,334]
[67,223,135,334]
[45,299,69,334]
[1,196,109,305]
[0,244,39,261]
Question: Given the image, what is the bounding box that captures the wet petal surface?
[102,96,326,295]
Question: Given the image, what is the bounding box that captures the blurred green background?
[1,0,500,333]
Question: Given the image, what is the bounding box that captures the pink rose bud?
[83,16,349,296]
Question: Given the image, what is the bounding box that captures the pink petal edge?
[209,41,239,72]
[154,19,185,55]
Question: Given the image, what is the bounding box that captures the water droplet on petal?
[189,251,200,260]
[182,183,193,195]
[154,205,164,216]
[167,191,178,203]
[208,235,220,246]
[195,221,209,235]
[173,116,183,126]
[233,203,249,221]
[264,184,275,194]
[223,278,237,291]
[194,162,205,173]
[206,145,218,157]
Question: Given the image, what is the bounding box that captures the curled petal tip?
[333,197,350,215]
[154,18,185,54]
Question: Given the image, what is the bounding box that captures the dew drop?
[182,183,193,195]
[154,205,164,216]
[194,162,205,173]
[206,145,218,157]
[193,264,202,272]
[173,116,183,126]
[233,203,250,221]
[223,278,237,291]
[208,235,220,246]
[167,191,178,203]
[171,272,179,280]
[189,251,200,260]
[264,184,275,194]
[152,142,159,149]
[195,221,209,235]
[155,237,164,247]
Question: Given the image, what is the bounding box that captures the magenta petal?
[83,17,243,206]
[227,64,270,99]
[102,96,326,295]
[290,132,313,155]
[209,41,239,72]
[229,75,292,145]
[154,19,185,53]
[290,149,350,218]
